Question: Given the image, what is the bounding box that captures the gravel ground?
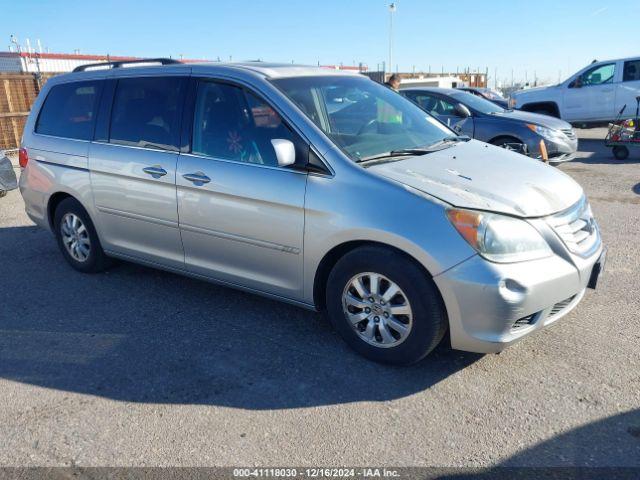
[0,131,638,467]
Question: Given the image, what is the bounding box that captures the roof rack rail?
[72,58,182,73]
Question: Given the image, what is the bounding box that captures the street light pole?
[388,3,396,76]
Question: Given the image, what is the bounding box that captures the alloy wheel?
[60,213,91,262]
[342,272,413,348]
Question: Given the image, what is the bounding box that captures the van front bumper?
[433,245,603,354]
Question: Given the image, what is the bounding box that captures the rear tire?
[613,145,630,161]
[325,246,447,365]
[53,197,111,273]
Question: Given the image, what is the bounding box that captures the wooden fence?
[0,73,53,151]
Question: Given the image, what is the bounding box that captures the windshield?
[450,91,506,115]
[451,92,506,115]
[271,75,453,162]
[481,89,505,100]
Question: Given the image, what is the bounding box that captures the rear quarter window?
[35,81,102,140]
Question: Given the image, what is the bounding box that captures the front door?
[89,75,187,269]
[563,62,617,122]
[176,80,307,299]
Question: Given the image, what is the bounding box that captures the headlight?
[447,209,553,263]
[527,124,565,142]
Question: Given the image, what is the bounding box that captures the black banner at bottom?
[0,467,639,480]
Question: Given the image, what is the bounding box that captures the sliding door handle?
[142,166,168,178]
[182,172,211,185]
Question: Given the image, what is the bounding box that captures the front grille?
[549,295,577,317]
[512,313,537,331]
[547,197,600,256]
[562,128,577,141]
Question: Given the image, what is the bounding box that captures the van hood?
[368,140,583,217]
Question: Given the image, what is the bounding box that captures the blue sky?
[2,0,638,85]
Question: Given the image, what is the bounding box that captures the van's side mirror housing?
[455,103,471,118]
[271,139,296,167]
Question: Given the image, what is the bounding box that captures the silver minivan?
[19,60,605,365]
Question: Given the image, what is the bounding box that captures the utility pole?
[388,3,396,77]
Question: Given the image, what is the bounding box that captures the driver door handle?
[182,172,211,185]
[142,166,167,178]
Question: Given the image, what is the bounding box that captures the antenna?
[388,3,396,76]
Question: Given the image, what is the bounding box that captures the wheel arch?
[488,134,525,146]
[520,101,560,118]
[47,191,94,231]
[312,240,442,313]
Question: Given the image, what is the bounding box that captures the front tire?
[613,145,630,161]
[325,246,447,365]
[53,197,111,273]
[490,137,527,155]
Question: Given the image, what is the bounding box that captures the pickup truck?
[510,57,640,126]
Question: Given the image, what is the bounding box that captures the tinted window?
[36,81,102,140]
[109,77,185,150]
[192,81,296,166]
[623,60,640,82]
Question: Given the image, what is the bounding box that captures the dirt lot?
[0,131,638,467]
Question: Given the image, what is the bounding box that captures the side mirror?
[570,78,582,88]
[271,139,296,167]
[454,103,471,118]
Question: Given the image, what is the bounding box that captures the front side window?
[408,93,438,113]
[36,81,102,140]
[192,81,295,166]
[272,76,452,162]
[623,60,640,82]
[414,94,457,117]
[109,77,185,150]
[574,63,616,87]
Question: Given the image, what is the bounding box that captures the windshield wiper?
[357,136,470,164]
[423,135,471,149]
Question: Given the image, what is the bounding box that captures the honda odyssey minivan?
[19,60,605,365]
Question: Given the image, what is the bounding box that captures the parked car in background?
[0,151,18,198]
[401,87,578,164]
[458,86,509,109]
[510,57,640,125]
[19,61,604,365]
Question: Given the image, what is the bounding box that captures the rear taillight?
[18,148,28,168]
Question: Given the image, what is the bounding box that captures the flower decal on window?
[227,131,243,153]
